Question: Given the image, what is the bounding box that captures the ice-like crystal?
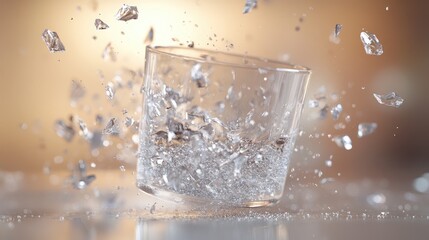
[331,104,343,120]
[115,4,138,21]
[191,63,209,88]
[41,29,65,52]
[144,27,154,45]
[70,80,85,106]
[94,19,109,30]
[103,118,120,135]
[124,117,134,127]
[243,0,257,14]
[360,31,383,56]
[373,92,404,108]
[54,120,75,142]
[308,99,319,108]
[333,135,352,150]
[105,82,115,100]
[102,43,116,62]
[358,122,377,138]
[71,160,96,190]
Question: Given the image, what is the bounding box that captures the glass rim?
[146,46,311,74]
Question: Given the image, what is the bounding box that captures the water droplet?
[334,122,346,130]
[367,193,386,206]
[358,122,377,138]
[331,104,343,120]
[308,99,319,108]
[191,63,209,88]
[119,165,126,172]
[333,135,352,150]
[345,115,351,123]
[325,160,332,167]
[413,174,429,193]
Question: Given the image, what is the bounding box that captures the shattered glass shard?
[191,63,209,88]
[358,122,377,138]
[333,135,352,150]
[373,92,404,108]
[89,131,103,150]
[150,202,156,214]
[115,4,138,21]
[331,104,343,120]
[167,118,184,135]
[70,80,85,106]
[329,24,342,44]
[71,160,96,190]
[124,117,135,127]
[41,29,65,52]
[334,24,342,38]
[144,27,154,45]
[105,82,115,100]
[243,0,257,14]
[360,31,383,56]
[102,43,116,62]
[54,120,75,142]
[94,18,109,30]
[77,118,91,139]
[103,118,120,135]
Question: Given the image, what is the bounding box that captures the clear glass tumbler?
[138,46,310,207]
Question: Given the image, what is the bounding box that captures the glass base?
[137,183,280,208]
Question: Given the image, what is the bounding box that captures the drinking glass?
[138,46,310,207]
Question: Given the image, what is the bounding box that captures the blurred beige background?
[1,0,429,186]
